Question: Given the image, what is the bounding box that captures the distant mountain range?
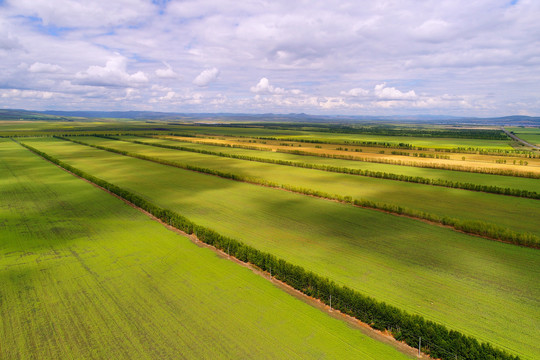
[1,109,539,126]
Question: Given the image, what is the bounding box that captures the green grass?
[76,135,540,238]
[507,127,540,146]
[0,138,412,360]
[159,125,516,150]
[131,135,540,192]
[21,137,540,360]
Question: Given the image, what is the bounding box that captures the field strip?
[2,139,417,360]
[17,139,525,360]
[108,134,540,199]
[12,139,426,359]
[123,134,540,192]
[59,136,540,248]
[159,134,540,177]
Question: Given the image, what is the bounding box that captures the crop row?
[108,135,540,199]
[59,136,539,248]
[156,135,540,179]
[18,140,520,360]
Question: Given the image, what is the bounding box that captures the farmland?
[129,135,540,192]
[0,138,413,359]
[508,127,540,146]
[68,135,540,240]
[2,118,539,360]
[17,135,540,360]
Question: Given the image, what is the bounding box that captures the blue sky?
[0,0,539,116]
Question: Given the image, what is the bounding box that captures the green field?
[20,136,540,360]
[508,127,540,146]
[131,135,540,192]
[73,135,540,238]
[157,125,516,150]
[0,139,413,359]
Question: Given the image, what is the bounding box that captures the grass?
[20,136,540,360]
[137,135,540,192]
[0,138,412,360]
[162,133,540,176]
[75,135,540,237]
[156,125,517,150]
[507,127,540,146]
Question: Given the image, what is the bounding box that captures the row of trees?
[109,135,540,199]
[144,134,540,179]
[18,139,521,360]
[60,136,539,248]
[215,123,510,140]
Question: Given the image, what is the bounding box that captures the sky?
[0,0,539,116]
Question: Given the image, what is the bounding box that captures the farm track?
[19,139,424,359]
[502,127,540,150]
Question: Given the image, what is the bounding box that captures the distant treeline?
[17,139,520,360]
[191,132,537,157]
[207,123,511,140]
[57,136,540,248]
[103,135,539,200]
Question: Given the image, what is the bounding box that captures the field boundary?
[106,134,540,199]
[56,135,540,248]
[16,138,521,360]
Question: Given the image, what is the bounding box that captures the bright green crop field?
[0,139,413,359]
[75,135,540,237]
[20,137,540,360]
[130,135,540,193]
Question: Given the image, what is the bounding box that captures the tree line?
[17,138,521,360]
[57,136,539,248]
[145,134,540,179]
[106,134,540,199]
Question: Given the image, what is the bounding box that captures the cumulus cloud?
[155,63,178,79]
[374,83,417,100]
[0,0,539,114]
[250,77,286,94]
[193,67,219,86]
[29,62,63,73]
[340,88,369,97]
[75,56,148,87]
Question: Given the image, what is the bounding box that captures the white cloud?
[29,62,63,73]
[155,63,178,79]
[5,0,155,28]
[75,55,148,87]
[193,67,219,86]
[374,83,417,100]
[250,77,286,94]
[340,88,369,97]
[1,89,54,99]
[0,0,539,114]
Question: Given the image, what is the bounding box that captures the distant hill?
[1,109,539,126]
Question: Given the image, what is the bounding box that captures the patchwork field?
[129,135,540,192]
[69,135,540,240]
[1,139,413,359]
[160,134,540,175]
[19,136,540,360]
[153,125,517,150]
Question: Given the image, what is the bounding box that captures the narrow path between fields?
[502,127,540,150]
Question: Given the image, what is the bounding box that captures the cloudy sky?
[1,0,539,116]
